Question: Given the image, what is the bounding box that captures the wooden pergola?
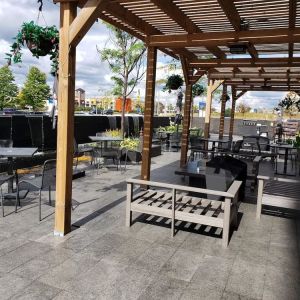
[53,0,300,236]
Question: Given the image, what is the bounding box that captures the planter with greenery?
[120,138,142,162]
[6,21,59,76]
[164,74,183,92]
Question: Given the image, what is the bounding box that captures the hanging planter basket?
[6,21,59,76]
[26,38,54,57]
[163,74,184,92]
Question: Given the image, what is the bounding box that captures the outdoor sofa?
[126,179,242,248]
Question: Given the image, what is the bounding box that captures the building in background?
[75,88,86,106]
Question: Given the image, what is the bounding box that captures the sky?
[0,0,286,110]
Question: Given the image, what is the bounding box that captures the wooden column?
[229,86,237,141]
[204,79,213,139]
[141,47,157,180]
[54,2,77,236]
[180,83,193,167]
[219,84,227,139]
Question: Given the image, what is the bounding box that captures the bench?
[256,175,300,219]
[126,179,242,248]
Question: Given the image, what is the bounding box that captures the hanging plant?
[5,21,59,76]
[163,74,183,93]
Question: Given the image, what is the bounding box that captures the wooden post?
[54,2,77,236]
[204,79,213,139]
[141,47,157,181]
[219,84,227,139]
[229,86,237,141]
[180,83,193,167]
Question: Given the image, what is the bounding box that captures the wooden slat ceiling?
[56,0,300,91]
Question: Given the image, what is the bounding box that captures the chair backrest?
[170,132,181,142]
[232,140,243,153]
[41,159,56,188]
[257,136,270,151]
[0,139,13,147]
[190,136,205,149]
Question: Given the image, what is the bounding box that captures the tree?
[20,67,50,111]
[0,66,18,110]
[98,24,146,136]
[275,91,300,118]
[236,102,251,116]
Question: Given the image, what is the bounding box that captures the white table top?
[89,136,123,142]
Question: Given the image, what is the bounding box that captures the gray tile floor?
[0,151,299,300]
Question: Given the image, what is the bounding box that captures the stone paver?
[0,151,298,299]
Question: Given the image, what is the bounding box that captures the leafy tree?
[275,91,300,118]
[20,67,50,111]
[0,66,18,110]
[98,24,146,136]
[236,102,251,116]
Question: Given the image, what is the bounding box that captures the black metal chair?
[18,159,56,221]
[169,132,181,152]
[188,136,206,161]
[0,160,18,217]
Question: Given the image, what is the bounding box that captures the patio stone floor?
[0,151,299,299]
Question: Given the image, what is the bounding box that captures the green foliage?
[98,24,146,136]
[275,91,300,117]
[192,83,204,98]
[0,66,18,110]
[20,67,50,111]
[6,21,59,76]
[163,74,183,92]
[99,24,146,98]
[104,129,122,138]
[120,138,140,150]
[224,108,232,117]
[294,133,300,148]
[189,127,203,137]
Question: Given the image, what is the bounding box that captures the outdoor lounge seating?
[256,175,300,219]
[126,178,242,248]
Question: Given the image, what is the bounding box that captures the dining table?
[0,147,38,198]
[270,143,297,175]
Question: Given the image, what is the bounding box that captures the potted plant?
[6,21,59,76]
[120,138,142,162]
[163,74,183,92]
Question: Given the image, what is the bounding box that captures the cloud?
[0,0,289,108]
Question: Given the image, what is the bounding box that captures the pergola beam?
[150,0,225,58]
[69,0,108,47]
[190,57,300,68]
[149,28,300,48]
[209,73,300,79]
[289,0,297,58]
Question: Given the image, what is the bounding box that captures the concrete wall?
[191,117,275,138]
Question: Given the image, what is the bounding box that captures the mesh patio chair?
[0,160,18,217]
[169,132,181,152]
[18,159,56,221]
[188,136,206,161]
